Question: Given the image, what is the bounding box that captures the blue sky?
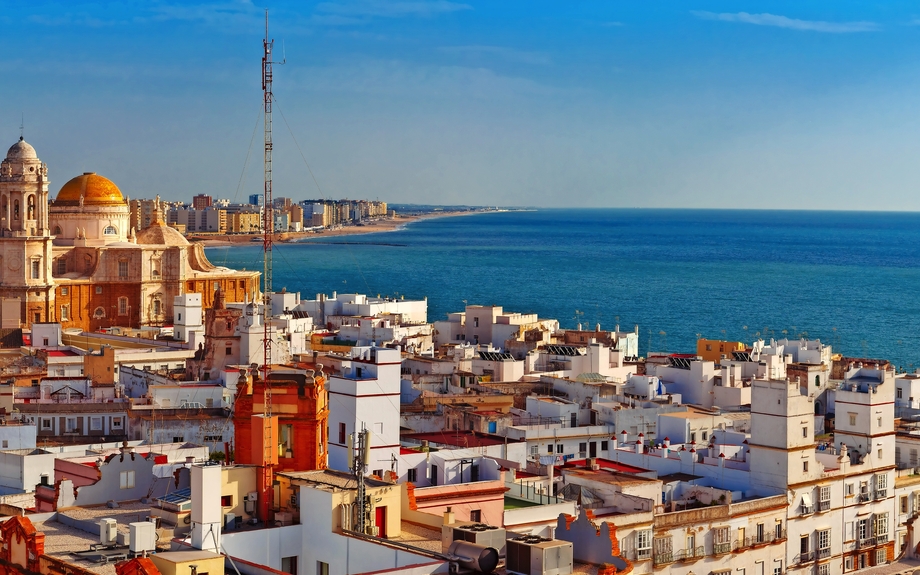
[2,1,920,209]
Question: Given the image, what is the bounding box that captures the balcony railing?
[796,552,815,563]
[802,504,815,515]
[734,531,787,550]
[858,493,871,503]
[636,549,651,561]
[653,553,674,565]
[713,542,732,555]
[675,547,704,561]
[857,537,876,549]
[876,534,888,544]
[817,548,831,559]
[819,500,831,511]
[876,490,888,499]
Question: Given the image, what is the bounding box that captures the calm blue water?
[206,209,920,370]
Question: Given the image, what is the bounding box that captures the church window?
[27,195,34,219]
[13,200,19,220]
[60,305,69,321]
[95,286,102,294]
[56,258,66,275]
[153,299,162,315]
[93,307,105,319]
[118,297,128,316]
[104,225,117,235]
[118,260,128,278]
[52,226,62,235]
[30,258,40,279]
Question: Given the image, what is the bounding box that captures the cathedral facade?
[0,138,260,332]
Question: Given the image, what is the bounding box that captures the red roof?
[562,458,650,474]
[402,430,520,448]
[46,350,80,357]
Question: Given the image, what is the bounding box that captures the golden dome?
[53,172,125,206]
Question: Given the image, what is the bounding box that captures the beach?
[193,211,477,247]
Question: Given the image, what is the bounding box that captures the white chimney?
[190,463,222,552]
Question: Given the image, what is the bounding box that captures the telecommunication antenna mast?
[348,428,372,534]
[262,9,276,414]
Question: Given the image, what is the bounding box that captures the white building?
[326,346,401,475]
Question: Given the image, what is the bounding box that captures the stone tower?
[0,138,55,327]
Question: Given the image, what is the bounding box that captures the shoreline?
[197,210,487,247]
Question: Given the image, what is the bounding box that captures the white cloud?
[693,11,880,33]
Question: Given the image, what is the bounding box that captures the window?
[579,442,587,457]
[858,518,869,541]
[173,436,184,443]
[849,412,857,426]
[90,417,102,431]
[800,535,809,554]
[57,258,66,275]
[556,444,564,454]
[469,509,481,522]
[755,523,765,543]
[60,305,69,321]
[203,435,222,442]
[153,299,161,315]
[529,445,538,457]
[902,496,909,514]
[42,419,52,430]
[912,449,919,467]
[61,287,68,296]
[281,557,297,575]
[547,445,554,454]
[93,306,105,319]
[430,464,438,486]
[407,468,417,482]
[876,549,887,565]
[773,565,782,575]
[339,422,346,444]
[95,286,102,294]
[317,561,329,575]
[1,440,7,449]
[690,432,696,442]
[878,417,883,428]
[803,461,809,472]
[876,512,888,537]
[65,417,77,432]
[118,297,128,316]
[845,557,854,571]
[473,317,479,328]
[118,260,128,278]
[31,259,40,279]
[120,470,135,489]
[819,485,831,510]
[713,527,731,554]
[877,474,888,497]
[846,483,855,496]
[104,225,117,235]
[636,530,652,559]
[898,388,904,399]
[702,431,708,441]
[803,427,808,438]
[226,346,232,355]
[601,440,609,451]
[112,418,122,429]
[221,495,233,507]
[818,529,831,557]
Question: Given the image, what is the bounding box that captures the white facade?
[327,347,401,475]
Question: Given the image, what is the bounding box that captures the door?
[589,442,597,458]
[375,506,387,538]
[488,421,497,433]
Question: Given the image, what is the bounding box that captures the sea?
[205,209,920,370]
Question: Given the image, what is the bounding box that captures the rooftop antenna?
[19,113,24,140]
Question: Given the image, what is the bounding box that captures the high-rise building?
[248,194,263,206]
[192,194,213,210]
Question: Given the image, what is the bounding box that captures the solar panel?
[157,487,192,505]
[478,351,514,361]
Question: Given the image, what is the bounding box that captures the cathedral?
[0,137,260,331]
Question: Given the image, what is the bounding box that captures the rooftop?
[402,430,522,448]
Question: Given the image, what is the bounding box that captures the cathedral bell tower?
[0,138,55,327]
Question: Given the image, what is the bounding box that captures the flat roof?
[562,459,650,474]
[402,430,522,448]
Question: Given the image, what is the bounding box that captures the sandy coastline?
[195,211,480,247]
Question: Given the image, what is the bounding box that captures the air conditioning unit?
[246,492,259,501]
[99,518,117,546]
[224,513,236,531]
[506,535,573,575]
[369,526,379,537]
[129,521,157,554]
[442,521,507,556]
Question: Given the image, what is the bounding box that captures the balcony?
[713,542,732,555]
[876,534,889,544]
[636,549,651,561]
[802,504,815,515]
[818,500,831,512]
[675,547,705,562]
[796,552,815,564]
[817,548,831,559]
[857,537,876,549]
[876,490,887,499]
[858,493,871,503]
[735,531,787,550]
[654,553,674,565]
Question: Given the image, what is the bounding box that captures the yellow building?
[696,338,746,363]
[230,211,261,234]
[149,550,224,575]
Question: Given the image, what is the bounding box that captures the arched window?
[93,307,106,319]
[103,225,117,235]
[52,226,62,235]
[27,195,34,220]
[13,200,19,220]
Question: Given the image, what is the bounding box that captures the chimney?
[443,507,455,525]
[190,464,222,552]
